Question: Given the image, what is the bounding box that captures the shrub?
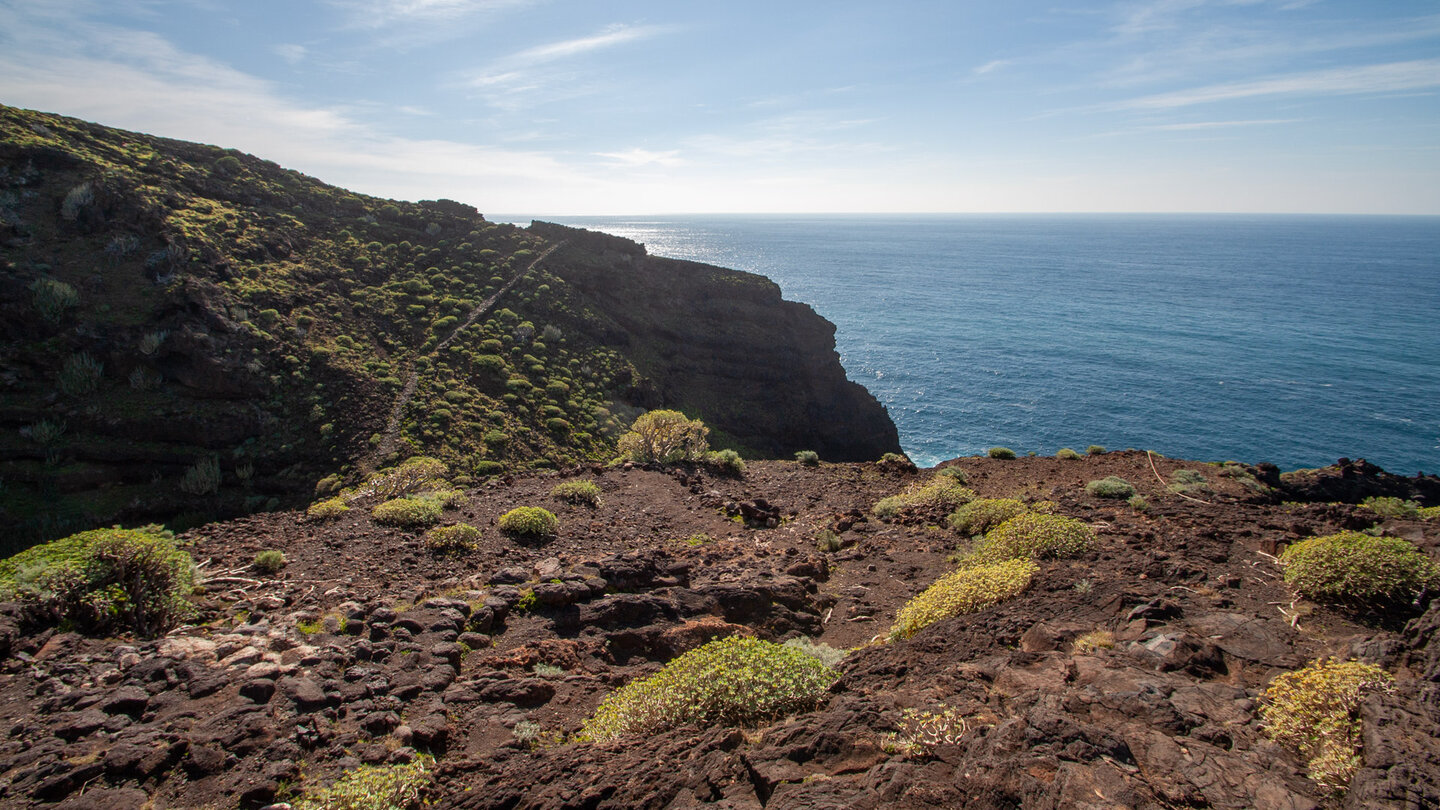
[31,277,79,323]
[889,558,1037,640]
[1072,630,1115,653]
[179,455,221,496]
[426,523,481,551]
[988,447,1016,460]
[60,182,93,221]
[616,410,709,464]
[782,636,848,669]
[307,497,350,520]
[1056,447,1081,460]
[947,498,1029,536]
[794,450,820,467]
[0,527,194,637]
[1086,476,1136,499]
[1128,495,1150,512]
[1086,445,1106,455]
[872,477,976,518]
[1172,469,1207,485]
[815,529,843,552]
[968,513,1097,565]
[877,452,916,473]
[362,456,448,499]
[499,506,559,539]
[551,480,602,507]
[253,550,286,573]
[372,496,443,528]
[704,449,746,476]
[1361,496,1421,520]
[473,460,506,477]
[294,756,433,810]
[581,636,838,743]
[935,466,969,484]
[59,352,103,396]
[882,705,986,758]
[1261,659,1393,793]
[1279,531,1440,608]
[1421,506,1440,521]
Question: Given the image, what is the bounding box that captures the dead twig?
[1147,450,1212,505]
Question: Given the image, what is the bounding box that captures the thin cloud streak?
[1118,59,1440,109]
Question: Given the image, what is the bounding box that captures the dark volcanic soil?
[1,452,1437,809]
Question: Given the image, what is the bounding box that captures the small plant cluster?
[872,476,976,518]
[581,636,838,743]
[1055,447,1082,460]
[426,523,481,551]
[0,527,194,638]
[179,456,222,496]
[888,558,1037,640]
[1085,476,1136,499]
[814,529,843,552]
[1261,658,1392,793]
[1168,468,1211,495]
[965,513,1097,566]
[359,456,449,499]
[794,450,820,467]
[1087,445,1106,455]
[703,448,746,476]
[31,276,79,324]
[372,495,445,528]
[782,636,848,669]
[253,550,286,574]
[1071,629,1115,654]
[881,704,986,758]
[987,447,1017,460]
[59,352,103,396]
[499,506,559,539]
[307,496,350,521]
[551,479,602,507]
[1279,530,1440,610]
[947,497,1030,536]
[293,756,433,810]
[616,410,709,464]
[1361,496,1423,520]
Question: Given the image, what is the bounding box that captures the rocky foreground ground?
[1,452,1437,809]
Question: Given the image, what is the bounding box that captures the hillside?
[0,452,1436,809]
[0,105,898,551]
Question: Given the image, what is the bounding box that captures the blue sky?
[1,0,1437,214]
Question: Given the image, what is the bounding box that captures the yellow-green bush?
[0,527,194,637]
[1279,531,1440,608]
[888,558,1037,641]
[551,480,602,507]
[872,476,976,518]
[1361,496,1421,520]
[1056,447,1081,460]
[307,496,350,520]
[967,513,1096,564]
[294,756,433,810]
[1071,629,1115,653]
[499,506,559,538]
[581,636,837,743]
[704,449,746,476]
[948,497,1029,536]
[1261,659,1392,793]
[1086,476,1136,499]
[362,456,448,499]
[426,523,480,551]
[616,410,709,463]
[372,496,443,528]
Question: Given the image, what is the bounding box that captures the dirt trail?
[368,240,566,469]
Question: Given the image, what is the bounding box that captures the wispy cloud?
[273,43,308,65]
[1118,59,1440,109]
[330,0,533,28]
[467,23,672,88]
[973,59,1011,76]
[1146,118,1299,130]
[594,148,684,168]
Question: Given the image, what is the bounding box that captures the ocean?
[492,214,1440,474]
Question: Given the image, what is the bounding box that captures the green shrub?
[794,450,820,467]
[815,529,842,552]
[59,352,103,396]
[782,636,847,669]
[179,455,221,496]
[935,466,969,483]
[31,277,79,323]
[947,498,1030,536]
[372,496,443,528]
[307,497,350,520]
[499,506,559,538]
[426,523,481,551]
[1172,469,1207,485]
[704,449,746,476]
[873,477,976,518]
[581,636,838,743]
[294,756,433,810]
[362,456,448,499]
[616,410,709,463]
[968,513,1097,565]
[1086,476,1136,499]
[551,480,602,507]
[473,460,506,476]
[1056,447,1081,460]
[988,447,1016,460]
[1128,495,1150,512]
[1086,445,1106,455]
[1361,496,1421,520]
[889,558,1037,640]
[1261,659,1393,793]
[253,550,286,573]
[1421,506,1440,521]
[1279,531,1440,608]
[0,527,194,637]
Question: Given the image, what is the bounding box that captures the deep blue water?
[494,214,1440,474]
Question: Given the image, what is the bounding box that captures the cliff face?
[530,221,901,462]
